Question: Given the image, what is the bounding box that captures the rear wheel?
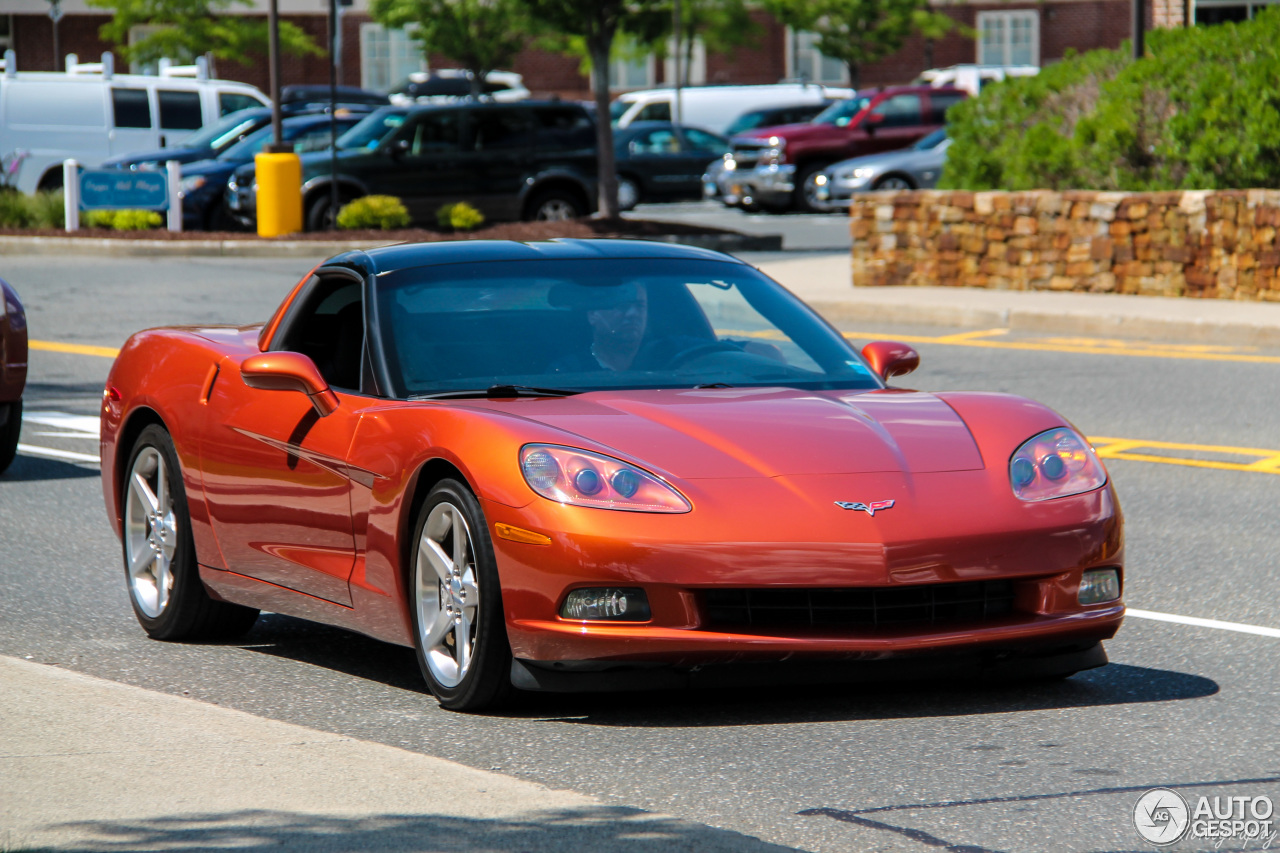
[0,399,20,475]
[525,188,584,221]
[617,176,641,212]
[123,424,259,641]
[410,479,513,711]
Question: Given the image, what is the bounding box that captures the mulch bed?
[0,217,739,242]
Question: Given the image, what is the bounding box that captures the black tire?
[794,163,831,213]
[872,174,916,192]
[524,188,584,221]
[122,424,259,641]
[0,399,20,475]
[409,479,513,711]
[306,190,358,232]
[205,202,244,233]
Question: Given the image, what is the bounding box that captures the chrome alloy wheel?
[534,198,577,221]
[124,447,177,618]
[874,176,914,191]
[415,502,480,688]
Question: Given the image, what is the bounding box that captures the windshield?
[336,108,409,150]
[913,128,947,150]
[813,97,873,128]
[376,258,880,398]
[218,125,273,160]
[608,100,632,124]
[179,110,261,150]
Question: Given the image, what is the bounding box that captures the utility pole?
[672,0,682,126]
[47,0,63,70]
[1133,0,1145,58]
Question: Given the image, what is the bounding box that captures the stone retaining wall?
[850,190,1280,301]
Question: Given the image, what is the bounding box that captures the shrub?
[435,201,485,232]
[336,195,410,230]
[84,209,163,230]
[0,190,65,229]
[942,8,1280,191]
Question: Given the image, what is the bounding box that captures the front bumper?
[719,163,795,209]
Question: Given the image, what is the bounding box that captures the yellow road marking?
[1090,436,1280,475]
[30,340,120,358]
[841,331,1280,365]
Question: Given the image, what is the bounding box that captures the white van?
[915,64,1039,96]
[0,50,269,194]
[609,83,854,135]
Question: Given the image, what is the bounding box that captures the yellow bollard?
[255,152,303,237]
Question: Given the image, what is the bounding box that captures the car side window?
[532,107,594,149]
[469,110,531,151]
[928,92,966,123]
[631,129,680,155]
[277,277,365,392]
[219,92,264,116]
[683,128,728,154]
[158,90,203,130]
[409,111,463,155]
[635,102,671,122]
[870,94,924,128]
[111,88,152,129]
[291,127,336,153]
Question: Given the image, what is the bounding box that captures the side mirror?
[864,112,885,134]
[240,352,339,417]
[386,138,411,158]
[861,341,920,381]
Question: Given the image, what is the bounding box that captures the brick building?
[0,0,1236,99]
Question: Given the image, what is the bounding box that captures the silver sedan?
[812,129,949,211]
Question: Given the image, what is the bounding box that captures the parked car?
[281,84,390,111]
[613,122,729,210]
[103,102,383,171]
[100,239,1125,712]
[812,129,950,211]
[722,101,833,137]
[720,85,966,212]
[610,83,854,135]
[179,112,365,230]
[915,64,1039,96]
[0,277,27,475]
[226,101,597,231]
[0,50,268,193]
[388,70,530,105]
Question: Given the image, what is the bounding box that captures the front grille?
[730,144,765,169]
[702,580,1016,631]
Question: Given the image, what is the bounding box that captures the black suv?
[227,101,598,230]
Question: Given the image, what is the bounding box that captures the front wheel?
[0,399,21,475]
[872,174,915,191]
[794,163,831,214]
[122,424,259,641]
[410,479,513,711]
[306,191,357,232]
[617,176,641,212]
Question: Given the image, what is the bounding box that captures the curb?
[806,299,1280,348]
[0,231,782,258]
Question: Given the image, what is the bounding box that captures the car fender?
[0,278,28,404]
[301,174,371,205]
[518,168,595,207]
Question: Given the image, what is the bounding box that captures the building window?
[663,37,707,86]
[0,15,13,52]
[611,36,657,91]
[360,24,427,94]
[1193,0,1279,24]
[977,11,1039,66]
[787,30,848,85]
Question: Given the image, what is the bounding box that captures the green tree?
[368,0,533,98]
[87,0,321,67]
[762,0,926,88]
[519,0,668,218]
[658,0,762,87]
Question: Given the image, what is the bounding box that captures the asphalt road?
[2,250,1279,853]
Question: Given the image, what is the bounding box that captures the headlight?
[227,176,239,192]
[520,444,691,513]
[834,167,875,185]
[1009,427,1106,501]
[179,176,207,194]
[760,136,786,166]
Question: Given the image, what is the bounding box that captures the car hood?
[475,387,984,479]
[829,146,942,173]
[735,122,847,146]
[181,158,242,178]
[101,148,211,169]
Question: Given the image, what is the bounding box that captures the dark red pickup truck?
[719,85,966,212]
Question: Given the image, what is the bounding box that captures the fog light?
[1079,568,1121,605]
[560,588,650,621]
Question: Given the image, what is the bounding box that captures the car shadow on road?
[22,807,798,853]
[1,453,99,481]
[239,615,1218,727]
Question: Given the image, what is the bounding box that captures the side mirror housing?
[863,112,885,134]
[240,352,339,416]
[861,341,920,381]
[386,138,411,158]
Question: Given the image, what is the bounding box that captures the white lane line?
[16,444,101,464]
[23,411,100,436]
[1128,608,1280,639]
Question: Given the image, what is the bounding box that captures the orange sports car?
[100,240,1124,710]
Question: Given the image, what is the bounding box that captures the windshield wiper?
[409,384,583,401]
